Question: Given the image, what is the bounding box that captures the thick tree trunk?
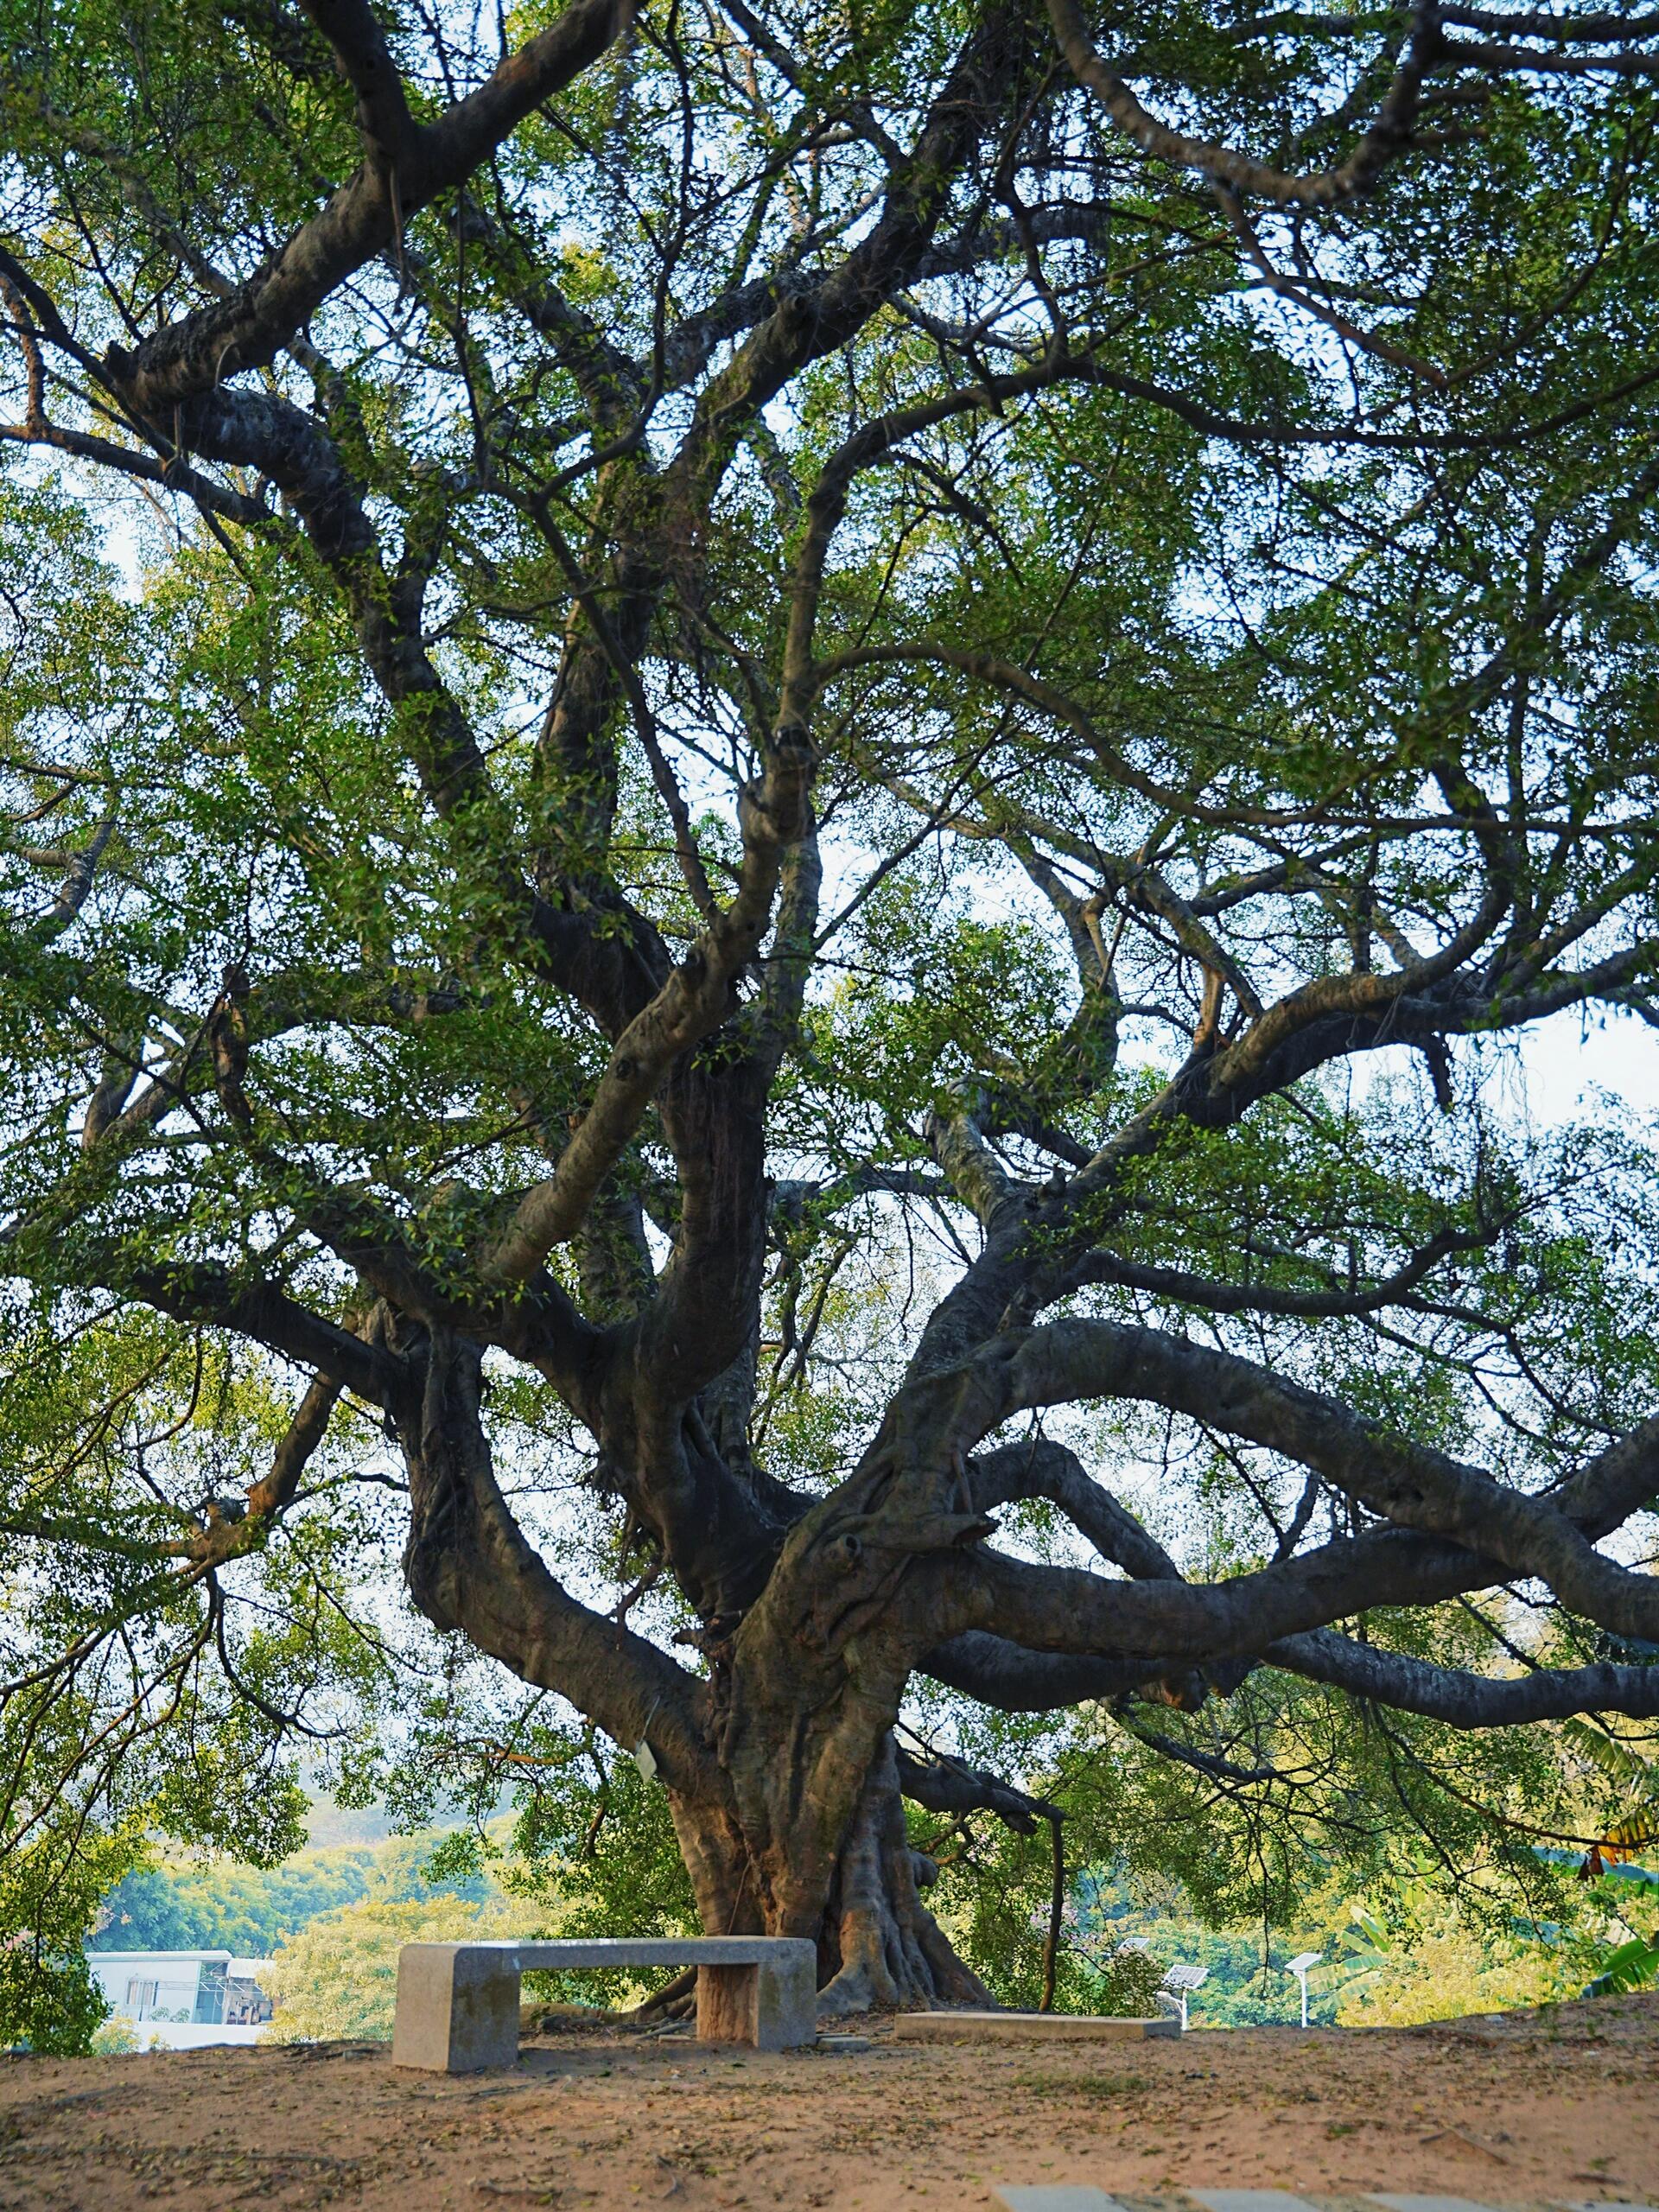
[813,1736,994,2013]
[397,1327,995,2018]
[639,1379,1004,2015]
[668,1732,992,2020]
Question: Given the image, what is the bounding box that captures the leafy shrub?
[1085,1943,1168,2018]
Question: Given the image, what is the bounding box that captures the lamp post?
[1161,1962,1208,2031]
[1284,1951,1323,2028]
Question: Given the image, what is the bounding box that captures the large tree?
[6,0,1659,2018]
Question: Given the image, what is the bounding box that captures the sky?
[1514,1006,1659,1131]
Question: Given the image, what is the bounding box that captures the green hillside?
[90,1834,485,1958]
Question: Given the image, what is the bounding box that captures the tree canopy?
[5,0,1659,2032]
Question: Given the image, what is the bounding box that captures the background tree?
[258,1886,531,2044]
[6,0,1659,2022]
[92,1831,485,1955]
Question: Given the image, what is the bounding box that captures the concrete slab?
[1188,2194,1323,2212]
[1369,2197,1510,2212]
[989,2190,1126,2212]
[893,2011,1179,2044]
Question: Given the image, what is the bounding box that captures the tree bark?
[815,1737,993,2013]
[665,1732,991,2019]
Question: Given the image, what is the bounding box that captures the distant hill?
[302,1798,397,1851]
[89,1831,484,1957]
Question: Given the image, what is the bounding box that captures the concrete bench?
[392,1937,818,2071]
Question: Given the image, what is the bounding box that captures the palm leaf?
[1561,1720,1659,1873]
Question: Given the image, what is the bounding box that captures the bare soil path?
[1,1993,1653,2212]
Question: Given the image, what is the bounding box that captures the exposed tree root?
[816,1740,993,2015]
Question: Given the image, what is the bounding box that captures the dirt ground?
[1,1993,1654,2212]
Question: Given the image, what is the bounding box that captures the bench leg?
[393,1944,521,2071]
[753,1948,817,2050]
[696,1954,817,2051]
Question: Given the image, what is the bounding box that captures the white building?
[86,1950,275,2046]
